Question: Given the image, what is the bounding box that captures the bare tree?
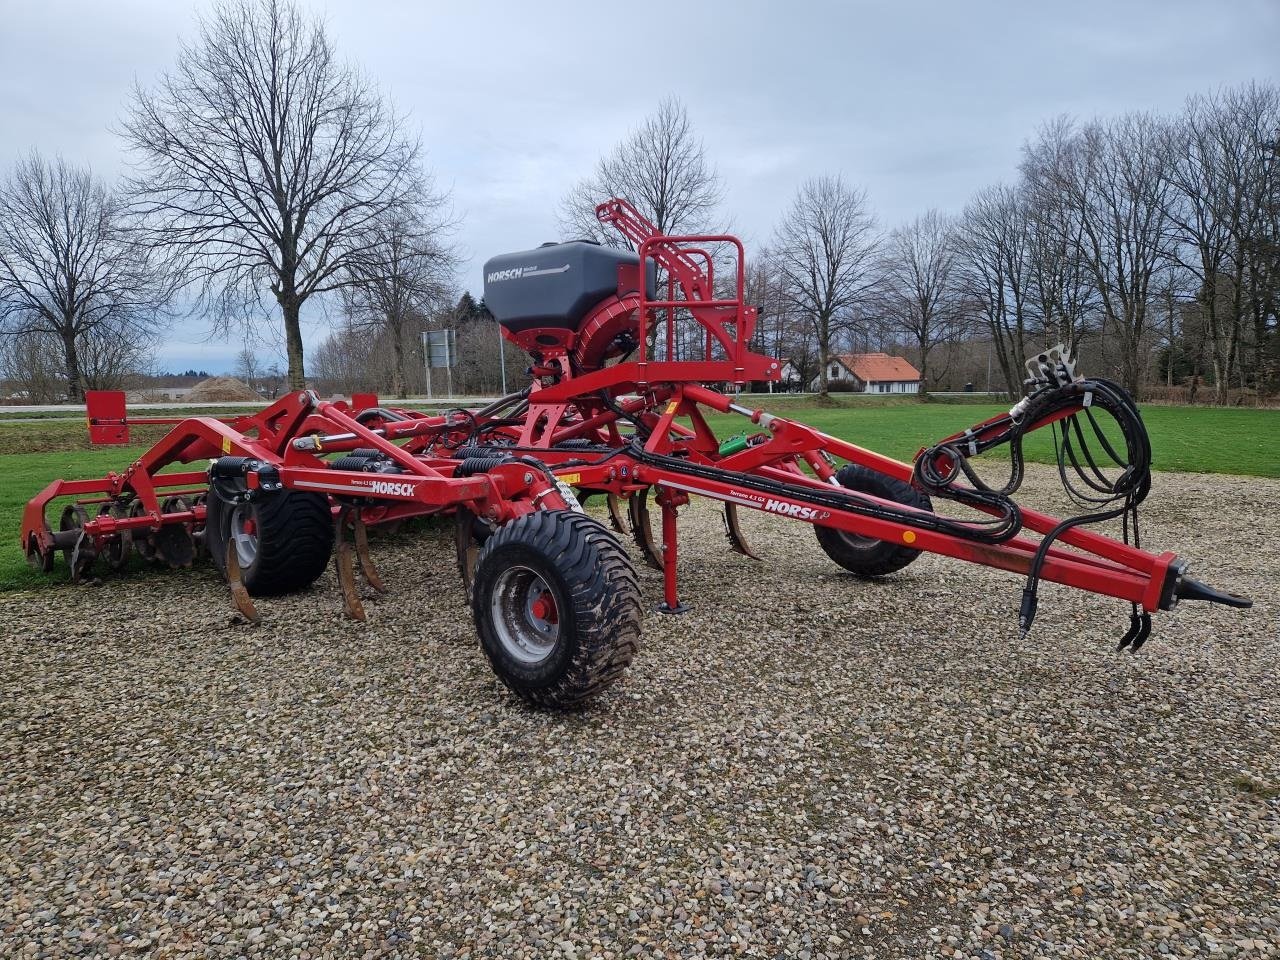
[121,0,422,389]
[0,330,66,402]
[1026,114,1176,396]
[80,315,158,391]
[877,210,961,393]
[1020,118,1099,351]
[310,318,375,397]
[558,97,724,245]
[233,342,262,391]
[0,152,175,400]
[340,188,457,398]
[954,185,1032,396]
[772,176,879,397]
[1164,84,1280,401]
[743,246,800,389]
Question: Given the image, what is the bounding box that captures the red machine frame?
[20,197,1248,643]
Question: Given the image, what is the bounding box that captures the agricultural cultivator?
[21,198,1251,707]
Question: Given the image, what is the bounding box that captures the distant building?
[815,353,922,394]
[775,359,803,391]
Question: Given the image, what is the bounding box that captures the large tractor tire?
[206,487,334,596]
[471,510,642,709]
[815,464,933,578]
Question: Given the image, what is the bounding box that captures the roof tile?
[835,353,921,383]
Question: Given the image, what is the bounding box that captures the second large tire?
[815,464,933,577]
[206,487,334,596]
[471,510,642,709]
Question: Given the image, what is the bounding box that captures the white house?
[814,353,922,394]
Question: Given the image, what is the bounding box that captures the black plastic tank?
[483,241,656,333]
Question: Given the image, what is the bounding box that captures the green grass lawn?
[708,399,1278,476]
[1,399,1275,592]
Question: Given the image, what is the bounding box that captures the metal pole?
[423,330,433,400]
[498,325,507,395]
[445,329,453,398]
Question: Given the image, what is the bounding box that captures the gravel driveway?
[2,466,1276,958]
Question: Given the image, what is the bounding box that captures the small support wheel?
[471,510,642,709]
[206,486,334,596]
[815,464,934,577]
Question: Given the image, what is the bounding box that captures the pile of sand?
[186,377,260,402]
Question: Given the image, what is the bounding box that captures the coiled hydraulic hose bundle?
[915,375,1153,640]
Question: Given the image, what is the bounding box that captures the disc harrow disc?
[100,501,133,571]
[156,496,196,569]
[59,503,98,583]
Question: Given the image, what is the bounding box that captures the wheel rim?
[835,530,881,550]
[230,504,259,568]
[490,564,561,666]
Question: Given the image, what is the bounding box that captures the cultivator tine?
[627,489,663,571]
[352,515,385,593]
[722,504,760,560]
[225,539,259,624]
[605,494,627,535]
[334,508,367,621]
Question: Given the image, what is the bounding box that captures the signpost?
[423,329,456,399]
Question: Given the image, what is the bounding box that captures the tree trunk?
[61,328,83,402]
[816,313,830,397]
[281,295,306,390]
[392,320,407,399]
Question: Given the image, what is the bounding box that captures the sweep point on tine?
[605,494,628,535]
[334,508,367,621]
[627,489,663,571]
[352,514,386,593]
[225,539,259,624]
[722,504,761,561]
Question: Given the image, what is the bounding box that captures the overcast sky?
[2,0,1277,372]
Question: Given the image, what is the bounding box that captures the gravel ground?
[2,465,1276,959]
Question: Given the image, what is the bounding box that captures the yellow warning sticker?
[665,400,678,415]
[559,472,581,486]
[221,435,232,454]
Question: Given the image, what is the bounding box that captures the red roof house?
[819,353,922,393]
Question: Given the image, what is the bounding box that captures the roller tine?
[225,538,260,624]
[722,504,761,561]
[352,513,386,593]
[628,490,663,571]
[605,494,627,535]
[334,508,366,621]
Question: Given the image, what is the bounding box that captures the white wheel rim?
[490,565,561,665]
[230,503,259,567]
